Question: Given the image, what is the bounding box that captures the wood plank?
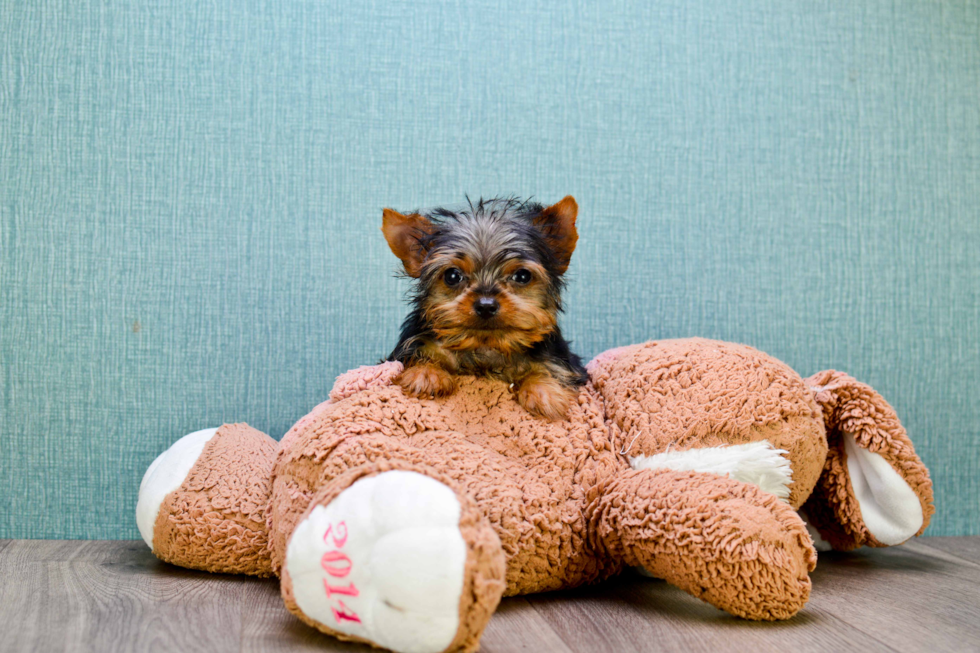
[526,573,889,653]
[901,539,980,570]
[911,536,980,566]
[237,566,572,653]
[240,577,368,652]
[1,539,978,652]
[480,598,573,653]
[806,545,980,653]
[0,540,246,653]
[0,539,148,563]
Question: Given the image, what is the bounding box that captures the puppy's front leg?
[396,361,457,399]
[514,368,577,420]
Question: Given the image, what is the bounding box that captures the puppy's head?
[382,196,579,353]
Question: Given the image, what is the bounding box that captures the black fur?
[523,327,589,386]
[386,197,587,387]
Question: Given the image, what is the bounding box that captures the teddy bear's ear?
[534,196,579,274]
[382,208,435,278]
[802,370,934,550]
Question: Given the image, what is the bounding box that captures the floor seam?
[907,541,980,571]
[815,607,903,653]
[524,597,587,653]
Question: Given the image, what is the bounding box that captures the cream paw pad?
[136,427,219,547]
[284,471,482,653]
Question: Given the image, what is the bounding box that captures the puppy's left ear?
[382,208,435,278]
[534,195,579,274]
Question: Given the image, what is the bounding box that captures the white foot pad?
[136,427,219,548]
[285,471,466,653]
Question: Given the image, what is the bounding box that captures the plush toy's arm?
[589,467,816,620]
[801,371,935,551]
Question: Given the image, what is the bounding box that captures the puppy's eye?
[511,268,532,285]
[443,268,463,287]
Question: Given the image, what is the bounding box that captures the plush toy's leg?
[281,463,506,653]
[136,423,277,576]
[590,468,816,620]
[802,371,935,551]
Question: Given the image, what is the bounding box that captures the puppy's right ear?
[534,196,579,274]
[382,209,434,278]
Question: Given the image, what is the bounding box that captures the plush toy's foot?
[137,427,220,548]
[136,423,278,576]
[282,468,505,653]
[592,468,816,620]
[136,424,276,576]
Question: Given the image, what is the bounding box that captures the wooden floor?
[0,537,978,652]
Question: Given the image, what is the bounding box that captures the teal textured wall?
[1,1,978,539]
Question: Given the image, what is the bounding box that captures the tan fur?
[406,233,566,416]
[535,196,578,273]
[421,264,556,351]
[515,370,578,421]
[148,339,934,651]
[388,198,580,419]
[396,360,458,398]
[381,209,434,277]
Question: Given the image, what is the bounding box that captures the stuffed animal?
[136,338,933,653]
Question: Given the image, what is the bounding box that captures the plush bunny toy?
[137,338,933,653]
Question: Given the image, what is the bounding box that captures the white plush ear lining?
[843,432,924,545]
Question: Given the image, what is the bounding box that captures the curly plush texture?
[589,468,816,620]
[588,339,829,508]
[153,423,277,576]
[142,338,935,652]
[279,462,507,653]
[265,339,835,604]
[802,370,935,550]
[268,375,623,594]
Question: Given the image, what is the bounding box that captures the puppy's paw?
[396,363,457,399]
[516,374,576,420]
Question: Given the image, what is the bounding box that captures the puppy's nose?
[474,297,499,319]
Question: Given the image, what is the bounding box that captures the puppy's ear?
[534,195,579,274]
[382,209,434,277]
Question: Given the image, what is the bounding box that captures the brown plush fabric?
[280,462,506,653]
[153,423,277,576]
[268,376,623,594]
[590,468,815,620]
[588,339,829,509]
[802,370,935,550]
[143,338,935,652]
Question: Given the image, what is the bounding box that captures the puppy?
[382,196,588,420]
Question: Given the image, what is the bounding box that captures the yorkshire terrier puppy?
[382,196,588,420]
